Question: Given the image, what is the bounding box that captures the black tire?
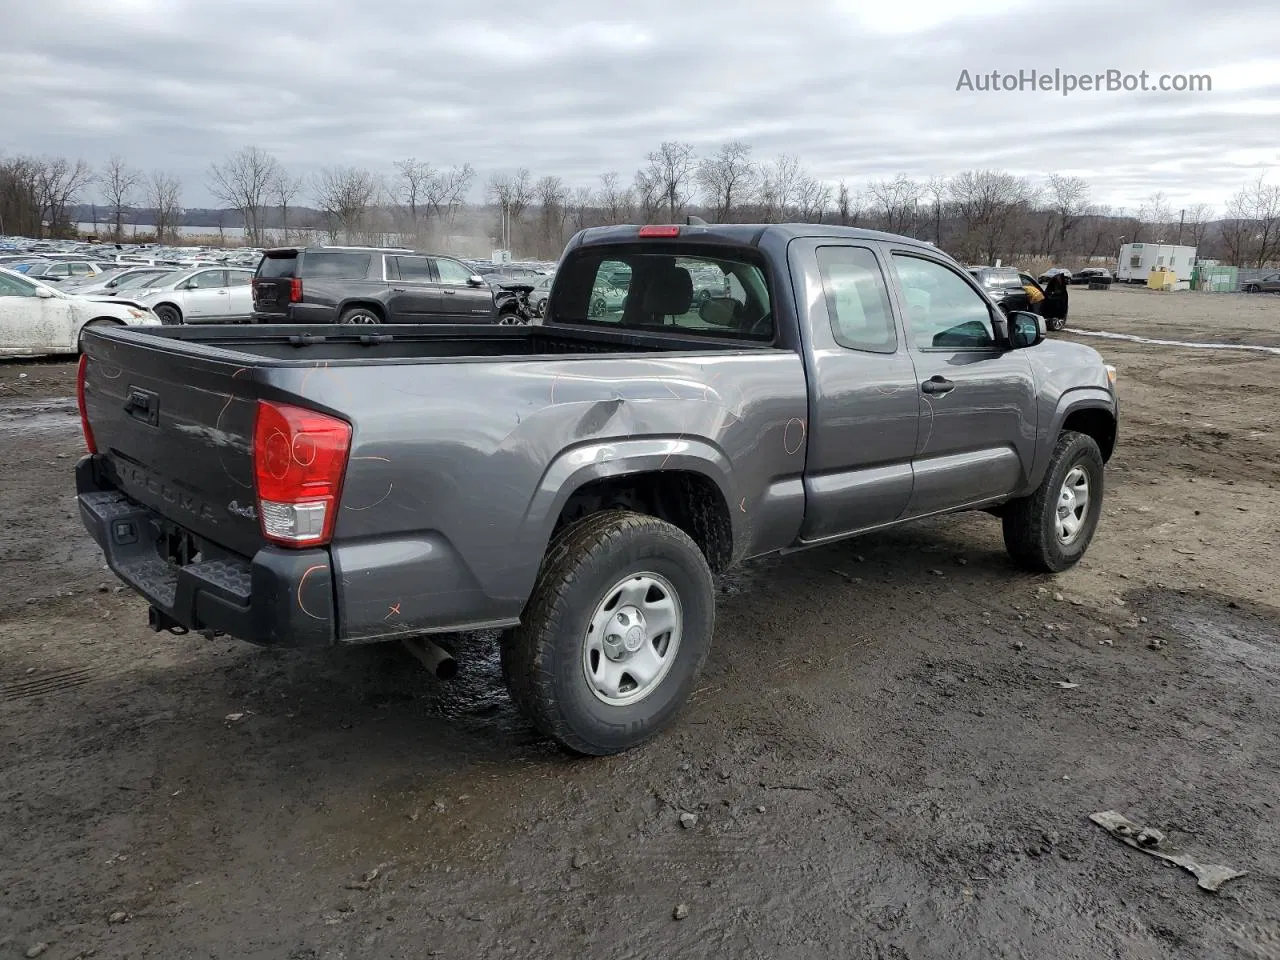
[1046,317,1067,331]
[154,304,182,326]
[496,308,526,326]
[501,510,715,756]
[338,306,382,325]
[1002,430,1105,573]
[1244,284,1259,294]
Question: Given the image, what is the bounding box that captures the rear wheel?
[501,510,714,756]
[154,304,182,326]
[338,306,382,324]
[1002,430,1104,572]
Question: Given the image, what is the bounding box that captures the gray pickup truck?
[76,223,1119,755]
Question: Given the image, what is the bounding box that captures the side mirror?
[35,287,55,299]
[468,274,484,287]
[1007,310,1045,348]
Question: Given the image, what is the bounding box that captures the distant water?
[76,223,247,239]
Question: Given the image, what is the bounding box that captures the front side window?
[188,270,227,289]
[433,258,474,285]
[554,249,772,341]
[0,272,37,297]
[891,254,995,351]
[815,246,897,353]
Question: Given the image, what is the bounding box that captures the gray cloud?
[2,0,1277,211]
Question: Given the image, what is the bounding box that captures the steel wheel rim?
[1056,465,1091,545]
[342,312,378,325]
[582,571,683,707]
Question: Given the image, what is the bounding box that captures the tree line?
[3,142,1279,268]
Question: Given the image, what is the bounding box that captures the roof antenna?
[686,215,708,226]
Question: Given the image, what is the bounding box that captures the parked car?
[1038,268,1072,284]
[1242,273,1280,294]
[76,222,1119,756]
[23,260,106,283]
[130,267,255,325]
[967,266,1032,313]
[1071,268,1113,285]
[59,267,174,297]
[529,273,554,318]
[0,266,159,357]
[251,246,506,324]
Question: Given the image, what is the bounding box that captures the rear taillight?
[639,225,681,238]
[253,400,351,547]
[76,353,97,454]
[289,277,303,302]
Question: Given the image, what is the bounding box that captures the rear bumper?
[251,303,337,324]
[76,456,335,647]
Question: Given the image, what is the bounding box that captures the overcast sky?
[3,0,1278,212]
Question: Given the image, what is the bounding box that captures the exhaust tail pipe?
[402,638,458,681]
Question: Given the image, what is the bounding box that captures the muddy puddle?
[0,396,80,436]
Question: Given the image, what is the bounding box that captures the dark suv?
[966,266,1032,314]
[251,246,499,324]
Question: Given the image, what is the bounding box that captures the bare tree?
[424,164,475,224]
[641,141,696,221]
[1045,174,1091,257]
[313,166,381,243]
[696,140,756,222]
[394,158,435,232]
[0,155,45,236]
[925,176,948,245]
[207,146,281,246]
[100,155,142,240]
[270,169,303,243]
[599,172,632,224]
[757,154,804,222]
[1138,191,1174,242]
[569,186,595,233]
[796,176,832,223]
[1183,203,1214,250]
[866,175,924,235]
[535,175,569,256]
[1225,175,1280,267]
[633,168,664,223]
[486,168,534,222]
[36,157,94,237]
[947,169,1035,263]
[147,171,184,243]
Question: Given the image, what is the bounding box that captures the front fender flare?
[1025,388,1117,492]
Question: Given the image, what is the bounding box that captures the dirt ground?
[2,285,1278,960]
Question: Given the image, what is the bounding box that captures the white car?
[131,267,255,325]
[0,266,160,357]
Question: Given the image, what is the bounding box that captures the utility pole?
[1177,209,1185,244]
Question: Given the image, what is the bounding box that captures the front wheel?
[1046,316,1067,331]
[1002,430,1104,572]
[1244,284,1260,294]
[154,304,182,326]
[501,511,714,756]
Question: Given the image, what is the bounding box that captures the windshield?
[114,270,168,289]
[145,270,191,288]
[552,247,773,342]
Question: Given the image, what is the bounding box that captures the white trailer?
[1117,243,1197,283]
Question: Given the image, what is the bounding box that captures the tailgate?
[82,334,265,558]
[252,249,297,314]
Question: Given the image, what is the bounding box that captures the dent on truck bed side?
[266,352,809,641]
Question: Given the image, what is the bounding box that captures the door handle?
[391,287,407,292]
[921,376,955,395]
[442,289,456,295]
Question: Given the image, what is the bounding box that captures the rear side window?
[257,254,297,279]
[553,248,773,341]
[815,246,897,354]
[299,252,371,280]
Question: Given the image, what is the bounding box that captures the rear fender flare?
[516,436,737,576]
[335,298,386,321]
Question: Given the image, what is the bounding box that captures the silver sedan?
[131,266,255,325]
